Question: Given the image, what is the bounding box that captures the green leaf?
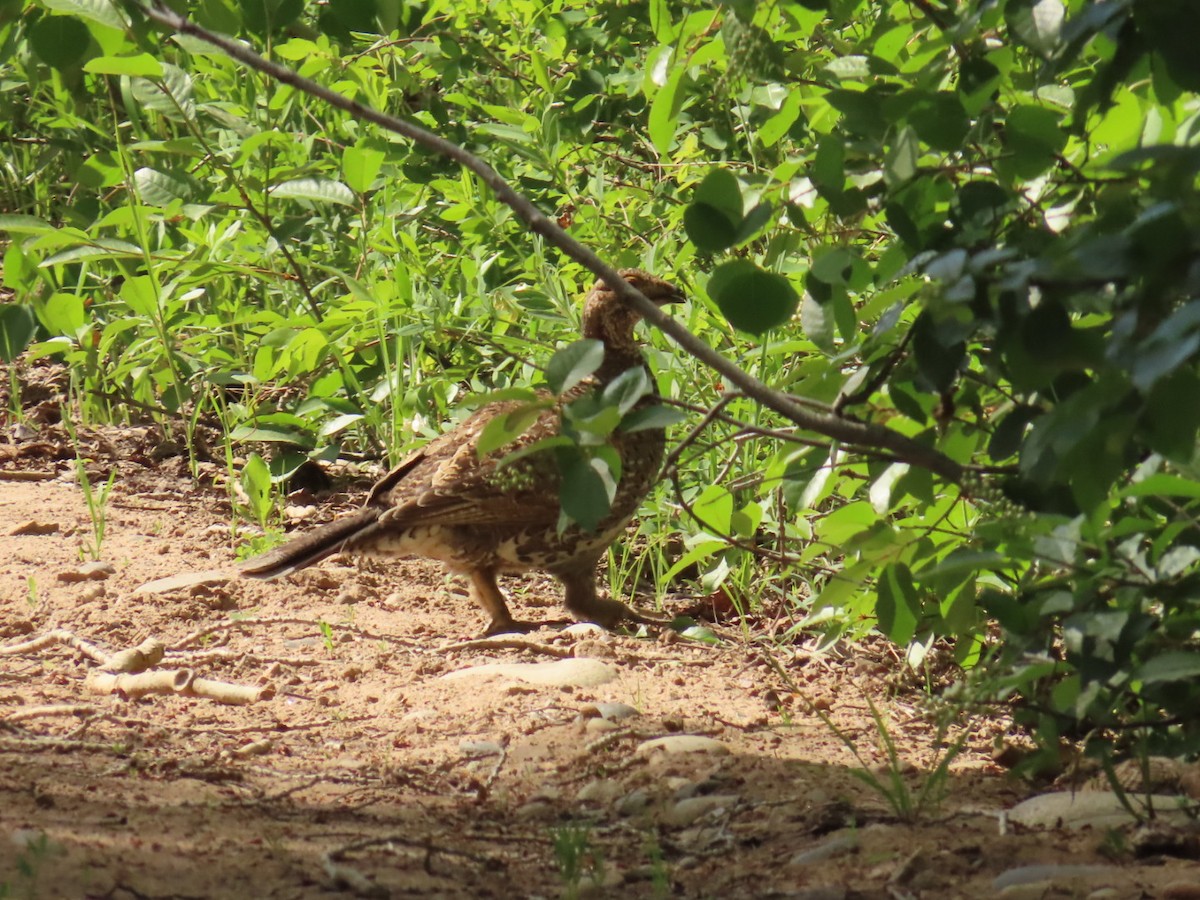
[133,167,195,204]
[29,15,90,70]
[684,203,738,252]
[691,485,733,534]
[229,425,313,447]
[39,239,144,267]
[1136,652,1200,685]
[119,277,159,317]
[1007,0,1065,59]
[648,62,685,153]
[800,292,835,352]
[42,0,125,30]
[684,169,744,252]
[1135,1,1200,91]
[884,125,920,186]
[648,0,675,41]
[546,339,604,394]
[342,145,385,194]
[876,563,920,645]
[0,305,36,362]
[240,452,273,526]
[475,404,546,456]
[559,452,615,532]
[1003,105,1066,179]
[601,366,650,416]
[734,201,774,245]
[759,91,803,147]
[903,91,969,152]
[131,64,195,120]
[318,413,364,437]
[84,54,163,77]
[271,178,357,207]
[0,215,56,235]
[1118,474,1200,501]
[707,261,799,336]
[39,292,86,338]
[621,404,686,433]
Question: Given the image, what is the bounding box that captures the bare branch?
[131,1,968,485]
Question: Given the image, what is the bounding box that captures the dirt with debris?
[1,386,1198,897]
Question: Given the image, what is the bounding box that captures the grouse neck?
[595,348,654,387]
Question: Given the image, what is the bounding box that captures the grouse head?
[582,269,685,364]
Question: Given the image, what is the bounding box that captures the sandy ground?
[1,406,1198,897]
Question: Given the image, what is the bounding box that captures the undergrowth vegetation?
[3,0,1200,765]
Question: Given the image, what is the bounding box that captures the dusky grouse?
[241,270,684,635]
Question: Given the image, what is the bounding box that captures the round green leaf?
[30,16,90,70]
[708,261,800,336]
[684,169,744,252]
[684,202,738,252]
[693,169,743,221]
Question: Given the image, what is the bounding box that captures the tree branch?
[131,1,968,486]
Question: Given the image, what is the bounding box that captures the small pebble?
[580,701,639,722]
[562,623,607,638]
[79,584,106,601]
[617,789,650,816]
[788,832,860,867]
[57,560,115,583]
[635,735,730,757]
[577,779,622,805]
[662,794,738,827]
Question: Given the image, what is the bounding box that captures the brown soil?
[1,408,1197,897]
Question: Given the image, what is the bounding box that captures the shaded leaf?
[546,339,603,394]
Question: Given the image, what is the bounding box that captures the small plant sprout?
[817,696,968,822]
[318,620,336,653]
[75,461,117,562]
[62,412,116,561]
[552,823,604,899]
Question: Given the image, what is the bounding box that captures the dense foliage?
[2,0,1200,763]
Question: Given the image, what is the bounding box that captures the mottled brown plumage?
[241,270,684,635]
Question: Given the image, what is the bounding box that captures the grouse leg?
[467,568,529,636]
[552,563,634,627]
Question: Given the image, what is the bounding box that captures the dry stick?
[175,615,420,650]
[4,704,96,723]
[0,629,110,665]
[131,1,968,488]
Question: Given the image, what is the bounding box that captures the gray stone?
[617,788,650,817]
[635,735,730,757]
[993,864,1118,890]
[581,701,640,721]
[662,794,738,827]
[133,569,230,595]
[58,560,116,582]
[1008,790,1197,830]
[787,831,859,866]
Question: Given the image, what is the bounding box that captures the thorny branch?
[131,1,969,487]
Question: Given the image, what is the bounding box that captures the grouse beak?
[663,285,687,306]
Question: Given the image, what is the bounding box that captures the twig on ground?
[3,704,97,723]
[438,636,574,658]
[0,628,110,665]
[175,615,419,650]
